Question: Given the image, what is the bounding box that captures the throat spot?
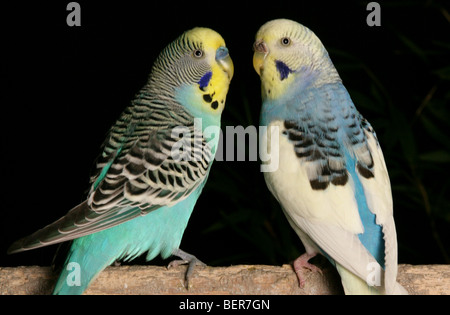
[198,71,212,91]
[275,60,294,81]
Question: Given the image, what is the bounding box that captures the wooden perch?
[0,264,449,295]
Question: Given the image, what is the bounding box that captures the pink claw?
[293,252,323,288]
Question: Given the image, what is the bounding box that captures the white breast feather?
[262,120,364,234]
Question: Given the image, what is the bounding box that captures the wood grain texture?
[0,264,448,295]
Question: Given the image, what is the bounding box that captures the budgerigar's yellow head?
[253,19,339,100]
[151,27,233,120]
[184,27,234,113]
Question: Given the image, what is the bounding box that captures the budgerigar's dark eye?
[193,49,204,58]
[281,37,291,46]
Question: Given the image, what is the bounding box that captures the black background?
[1,0,449,271]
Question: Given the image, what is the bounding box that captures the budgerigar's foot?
[293,252,322,288]
[168,248,206,289]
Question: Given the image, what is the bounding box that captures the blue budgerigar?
[253,19,407,294]
[8,27,233,295]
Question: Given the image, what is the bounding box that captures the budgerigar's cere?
[253,19,407,295]
[8,27,233,295]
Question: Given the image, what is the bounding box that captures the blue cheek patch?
[276,60,294,81]
[198,71,212,90]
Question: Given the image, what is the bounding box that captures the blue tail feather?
[344,150,385,269]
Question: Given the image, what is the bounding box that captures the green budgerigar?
[8,27,233,295]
